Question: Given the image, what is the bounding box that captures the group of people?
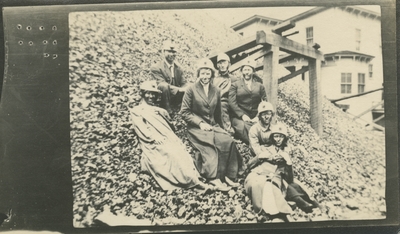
[130,40,318,221]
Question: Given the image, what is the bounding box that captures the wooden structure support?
[256,31,324,60]
[308,59,323,136]
[230,46,271,72]
[209,29,324,136]
[263,45,280,117]
[278,66,309,84]
[271,20,295,35]
[330,87,383,103]
[373,114,385,123]
[353,100,384,120]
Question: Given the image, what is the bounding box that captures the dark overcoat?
[180,81,240,180]
[228,77,267,144]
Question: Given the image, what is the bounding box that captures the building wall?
[283,7,383,123]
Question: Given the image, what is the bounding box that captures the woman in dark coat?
[229,58,267,145]
[180,58,242,191]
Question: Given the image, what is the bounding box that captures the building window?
[306,27,313,46]
[368,64,373,78]
[358,73,365,93]
[341,73,352,94]
[355,28,361,51]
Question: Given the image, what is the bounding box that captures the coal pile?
[69,11,385,227]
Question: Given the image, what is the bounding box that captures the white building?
[231,6,383,128]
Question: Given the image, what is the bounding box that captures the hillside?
[69,10,385,227]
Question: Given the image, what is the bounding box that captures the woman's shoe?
[225,177,240,188]
[293,196,314,213]
[209,179,231,192]
[193,182,214,194]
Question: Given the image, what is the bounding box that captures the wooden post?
[309,58,323,136]
[263,45,279,121]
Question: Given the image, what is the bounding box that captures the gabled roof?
[231,6,381,32]
[285,6,380,22]
[324,50,374,61]
[231,15,282,31]
[285,6,328,22]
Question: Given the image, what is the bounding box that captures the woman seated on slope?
[180,58,243,192]
[245,120,319,222]
[130,80,211,193]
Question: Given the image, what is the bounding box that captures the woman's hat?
[197,58,215,71]
[217,53,230,63]
[241,58,256,70]
[140,80,162,93]
[270,122,288,137]
[257,101,275,116]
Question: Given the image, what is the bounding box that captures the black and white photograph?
[69,5,388,228]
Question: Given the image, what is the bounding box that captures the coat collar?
[195,81,217,104]
[238,77,254,93]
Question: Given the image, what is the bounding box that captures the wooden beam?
[309,59,323,136]
[263,45,280,123]
[208,35,256,63]
[271,20,295,35]
[256,30,324,60]
[278,66,309,84]
[283,30,299,37]
[254,54,296,71]
[353,100,384,120]
[373,114,385,123]
[330,87,383,103]
[230,46,271,73]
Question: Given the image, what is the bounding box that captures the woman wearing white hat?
[130,80,210,192]
[180,58,242,191]
[245,120,318,221]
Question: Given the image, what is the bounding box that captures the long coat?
[131,102,200,190]
[150,60,187,111]
[244,145,294,215]
[150,60,186,88]
[229,77,267,144]
[180,81,241,180]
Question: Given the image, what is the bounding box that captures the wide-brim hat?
[270,122,288,137]
[140,80,162,93]
[257,101,275,116]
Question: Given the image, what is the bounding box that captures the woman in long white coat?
[131,81,209,192]
[245,122,318,221]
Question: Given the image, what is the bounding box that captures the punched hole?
[43,40,48,45]
[44,53,50,58]
[39,26,45,30]
[18,41,23,45]
[53,54,58,59]
[52,26,57,30]
[52,40,57,45]
[17,24,22,29]
[26,26,32,30]
[28,41,33,46]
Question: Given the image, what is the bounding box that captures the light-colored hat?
[140,80,161,93]
[217,53,230,63]
[241,58,256,70]
[162,40,177,52]
[197,58,215,71]
[257,101,275,116]
[270,122,288,137]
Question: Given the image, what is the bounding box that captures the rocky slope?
[69,10,386,227]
